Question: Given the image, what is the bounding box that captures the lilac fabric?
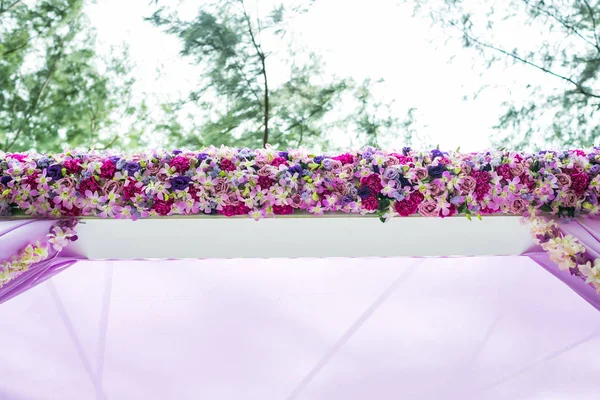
[0,220,81,304]
[1,257,599,399]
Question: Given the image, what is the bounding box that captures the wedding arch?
[1,147,599,399]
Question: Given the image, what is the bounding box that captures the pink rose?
[510,164,524,177]
[418,200,439,217]
[460,176,477,194]
[563,190,579,207]
[102,180,123,196]
[341,165,354,178]
[257,166,272,177]
[213,179,229,194]
[509,198,527,214]
[555,173,571,187]
[429,183,443,196]
[385,157,399,167]
[460,164,472,175]
[222,193,239,205]
[156,172,169,182]
[330,159,342,171]
[414,168,428,181]
[145,162,161,174]
[290,193,303,208]
[56,177,77,190]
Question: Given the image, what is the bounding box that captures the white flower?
[579,259,600,286]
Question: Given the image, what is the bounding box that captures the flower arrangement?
[0,220,78,287]
[527,215,600,293]
[0,146,599,222]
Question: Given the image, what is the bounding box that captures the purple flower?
[170,176,192,190]
[278,151,289,159]
[402,147,412,156]
[397,175,411,188]
[358,186,372,199]
[341,195,354,206]
[37,158,51,169]
[125,162,141,176]
[198,153,209,162]
[288,164,303,175]
[116,159,127,170]
[109,156,120,164]
[384,168,399,180]
[322,159,334,170]
[428,164,446,179]
[47,164,63,181]
[431,149,444,159]
[314,156,324,164]
[173,149,182,155]
[1,176,11,185]
[591,165,600,175]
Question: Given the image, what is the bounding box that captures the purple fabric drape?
[525,218,600,312]
[0,220,81,305]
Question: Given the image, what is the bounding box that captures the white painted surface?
[65,215,534,259]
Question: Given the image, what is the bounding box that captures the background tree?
[0,0,141,152]
[410,0,600,150]
[148,0,416,150]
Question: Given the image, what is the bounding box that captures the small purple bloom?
[173,150,182,155]
[125,162,141,176]
[109,156,120,164]
[341,195,354,206]
[116,159,127,170]
[47,164,63,181]
[431,149,444,159]
[397,175,411,188]
[314,156,324,164]
[591,165,600,175]
[402,147,412,156]
[198,153,209,162]
[1,176,11,185]
[322,159,334,170]
[358,186,372,199]
[278,151,289,159]
[37,158,51,169]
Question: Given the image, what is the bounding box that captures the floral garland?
[526,215,600,293]
[0,220,78,287]
[0,146,599,221]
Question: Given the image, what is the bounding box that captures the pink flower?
[333,153,355,165]
[257,176,274,189]
[418,200,438,217]
[290,194,303,208]
[78,177,100,194]
[414,168,428,181]
[219,158,236,172]
[555,173,572,187]
[362,196,379,211]
[571,173,589,196]
[169,156,190,174]
[63,159,82,174]
[497,164,512,180]
[460,176,477,194]
[153,199,173,216]
[439,203,457,218]
[510,163,524,177]
[360,174,383,194]
[273,204,294,215]
[509,198,527,214]
[394,198,418,216]
[271,157,288,167]
[213,178,230,194]
[563,190,579,207]
[100,160,116,178]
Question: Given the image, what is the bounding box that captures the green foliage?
[148,0,415,150]
[411,0,600,150]
[0,0,140,152]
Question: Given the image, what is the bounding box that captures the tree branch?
[449,20,600,99]
[0,0,21,16]
[579,0,600,51]
[5,43,64,151]
[524,0,600,52]
[238,0,269,147]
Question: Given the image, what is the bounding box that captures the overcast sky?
[86,0,547,151]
